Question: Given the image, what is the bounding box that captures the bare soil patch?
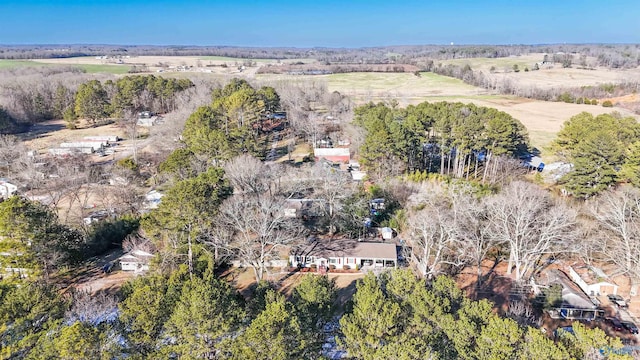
[56,249,134,295]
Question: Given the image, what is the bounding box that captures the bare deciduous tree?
[454,192,498,286]
[485,181,577,283]
[589,187,640,295]
[220,193,305,282]
[310,163,353,235]
[66,290,118,324]
[407,189,466,279]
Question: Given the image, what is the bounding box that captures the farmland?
[438,53,640,89]
[260,70,638,150]
[0,59,131,74]
[15,54,640,149]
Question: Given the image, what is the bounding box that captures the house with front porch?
[289,238,398,270]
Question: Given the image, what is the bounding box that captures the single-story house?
[541,269,602,321]
[568,264,618,296]
[284,199,324,219]
[0,179,18,198]
[59,141,106,151]
[313,147,350,163]
[290,238,398,270]
[84,135,120,143]
[119,249,153,272]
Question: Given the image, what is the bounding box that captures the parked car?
[605,317,624,332]
[621,321,639,334]
[607,294,628,308]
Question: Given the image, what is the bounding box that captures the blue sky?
[0,0,638,47]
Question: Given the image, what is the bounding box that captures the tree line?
[0,267,631,359]
[0,72,194,128]
[354,101,529,182]
[428,61,640,112]
[3,44,639,69]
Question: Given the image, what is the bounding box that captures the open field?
[439,53,547,71]
[30,55,317,76]
[439,53,640,89]
[261,71,638,149]
[0,59,131,74]
[0,60,49,69]
[15,56,640,150]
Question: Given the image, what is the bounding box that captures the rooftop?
[570,263,617,286]
[292,238,397,260]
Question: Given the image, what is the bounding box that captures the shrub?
[576,97,584,104]
[329,264,336,271]
[117,157,138,171]
[583,99,591,105]
[602,100,614,107]
[310,264,317,270]
[557,92,575,103]
[591,99,598,105]
[343,265,350,271]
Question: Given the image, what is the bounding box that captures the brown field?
[23,55,640,150]
[260,72,638,150]
[30,55,317,76]
[439,53,640,89]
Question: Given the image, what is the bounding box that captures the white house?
[568,265,618,297]
[290,238,397,270]
[0,179,18,198]
[313,147,351,163]
[119,249,153,272]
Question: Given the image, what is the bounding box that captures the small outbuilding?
[0,179,18,198]
[119,249,153,272]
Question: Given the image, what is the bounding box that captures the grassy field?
[0,59,49,69]
[438,54,543,71]
[259,71,639,150]
[198,56,317,64]
[72,64,131,74]
[438,53,640,89]
[0,59,130,74]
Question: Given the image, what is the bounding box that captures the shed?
[0,179,18,198]
[119,249,153,272]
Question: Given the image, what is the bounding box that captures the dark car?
[605,317,624,332]
[607,294,628,308]
[621,321,639,334]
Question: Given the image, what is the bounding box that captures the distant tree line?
[1,44,638,68]
[427,62,640,110]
